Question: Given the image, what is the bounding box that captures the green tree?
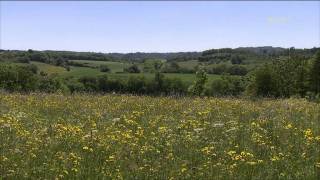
[79,76,98,92]
[38,75,65,93]
[100,65,110,72]
[97,75,109,92]
[209,75,244,96]
[126,76,146,94]
[231,55,243,64]
[247,65,278,97]
[0,65,38,92]
[188,68,208,96]
[310,51,320,94]
[153,61,163,71]
[154,72,164,93]
[124,64,140,73]
[26,64,38,74]
[154,61,164,93]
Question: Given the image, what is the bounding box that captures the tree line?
[0,50,319,100]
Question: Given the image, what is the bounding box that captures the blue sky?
[1,1,319,53]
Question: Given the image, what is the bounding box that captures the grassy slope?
[1,93,319,179]
[69,60,131,73]
[177,60,199,69]
[59,60,222,84]
[0,60,223,84]
[30,61,67,74]
[61,68,221,84]
[0,61,67,75]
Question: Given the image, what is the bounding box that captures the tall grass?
[0,93,319,179]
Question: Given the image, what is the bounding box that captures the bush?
[100,65,110,72]
[207,64,248,76]
[126,76,147,94]
[0,65,38,92]
[16,56,30,63]
[207,64,227,75]
[106,79,125,93]
[310,51,320,93]
[178,67,195,74]
[26,64,38,74]
[65,78,85,93]
[163,78,187,95]
[246,65,279,97]
[161,62,180,73]
[188,69,207,96]
[79,76,98,92]
[227,65,248,76]
[208,76,245,96]
[154,72,164,93]
[124,64,141,73]
[38,76,66,93]
[231,55,244,64]
[97,75,109,92]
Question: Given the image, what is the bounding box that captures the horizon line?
[2,46,320,54]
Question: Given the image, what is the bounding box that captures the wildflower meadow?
[0,93,319,179]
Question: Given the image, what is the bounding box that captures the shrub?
[38,76,66,93]
[231,55,244,64]
[65,78,85,93]
[247,65,279,97]
[26,64,38,74]
[188,69,208,96]
[0,65,38,92]
[97,75,109,92]
[227,65,248,76]
[100,65,111,72]
[16,56,30,63]
[79,76,98,92]
[164,78,187,95]
[124,64,141,73]
[208,76,245,96]
[310,51,320,93]
[126,76,147,94]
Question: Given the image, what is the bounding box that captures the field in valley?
[0,60,223,84]
[0,93,319,179]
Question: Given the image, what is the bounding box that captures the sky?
[0,1,319,53]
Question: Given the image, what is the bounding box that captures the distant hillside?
[1,47,319,64]
[199,46,319,65]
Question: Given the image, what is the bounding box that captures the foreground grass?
[0,93,319,179]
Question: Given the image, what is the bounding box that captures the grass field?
[177,60,199,69]
[0,93,319,179]
[69,60,131,73]
[0,61,67,74]
[106,73,222,84]
[0,61,67,75]
[70,59,199,73]
[0,60,221,84]
[6,60,212,83]
[30,62,67,75]
[61,66,222,84]
[62,70,222,84]
[62,66,104,78]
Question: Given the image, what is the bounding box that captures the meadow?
[69,60,131,73]
[5,61,224,86]
[61,69,221,84]
[0,93,319,179]
[0,60,222,85]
